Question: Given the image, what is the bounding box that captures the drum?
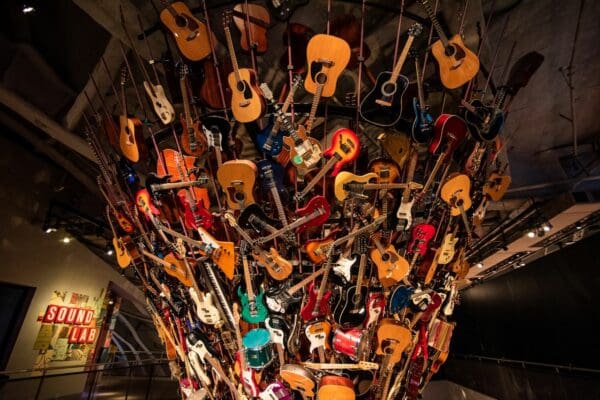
[332,327,368,361]
[242,328,274,369]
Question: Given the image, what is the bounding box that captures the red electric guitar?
[407,223,436,271]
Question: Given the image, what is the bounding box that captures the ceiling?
[0,0,599,274]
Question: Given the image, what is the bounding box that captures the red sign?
[42,305,95,325]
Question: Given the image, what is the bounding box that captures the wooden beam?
[63,37,122,131]
[0,85,97,163]
[0,112,100,195]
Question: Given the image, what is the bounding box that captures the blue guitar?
[411,56,434,144]
[255,115,284,156]
[238,241,268,323]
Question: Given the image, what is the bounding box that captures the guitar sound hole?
[382,253,390,262]
[381,81,397,97]
[175,15,187,27]
[315,72,328,85]
[234,192,246,202]
[236,81,246,93]
[444,45,456,57]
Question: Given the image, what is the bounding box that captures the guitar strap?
[410,323,429,362]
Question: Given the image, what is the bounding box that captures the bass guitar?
[223,11,265,123]
[419,0,480,89]
[159,1,217,61]
[305,320,332,363]
[359,23,422,127]
[237,241,268,324]
[396,148,419,230]
[411,55,434,143]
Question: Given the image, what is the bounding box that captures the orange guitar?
[370,234,409,288]
[376,318,413,399]
[159,0,217,61]
[304,34,351,98]
[223,10,265,123]
[232,3,271,53]
[118,67,145,163]
[317,375,355,400]
[440,173,473,243]
[216,160,257,210]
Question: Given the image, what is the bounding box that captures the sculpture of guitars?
[265,268,326,314]
[237,241,268,324]
[419,0,480,89]
[223,10,265,123]
[359,23,422,127]
[412,55,434,143]
[217,160,257,210]
[370,232,409,288]
[159,1,217,61]
[257,77,302,156]
[178,64,208,157]
[294,128,360,202]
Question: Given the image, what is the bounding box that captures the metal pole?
[144,364,155,400]
[33,367,46,400]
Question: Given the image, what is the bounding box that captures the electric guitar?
[396,149,419,230]
[178,64,208,156]
[268,0,309,21]
[333,171,422,202]
[407,223,436,271]
[359,23,422,127]
[223,10,265,123]
[305,320,332,363]
[304,230,339,264]
[265,315,290,368]
[333,236,368,328]
[257,160,291,238]
[118,67,145,163]
[159,1,217,61]
[437,225,459,265]
[411,55,434,143]
[419,0,480,89]
[265,268,326,313]
[259,381,292,400]
[294,128,360,202]
[237,241,268,324]
[189,287,223,326]
[216,160,257,210]
[461,86,508,142]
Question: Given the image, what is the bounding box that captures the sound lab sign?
[40,305,98,344]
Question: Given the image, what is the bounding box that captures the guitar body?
[396,198,415,230]
[332,255,357,284]
[371,246,409,288]
[300,281,332,322]
[378,131,410,168]
[143,82,175,125]
[283,130,322,170]
[429,114,469,157]
[159,2,216,61]
[119,115,144,163]
[163,253,194,287]
[431,34,480,89]
[209,239,235,280]
[294,195,331,234]
[305,320,332,353]
[388,284,414,314]
[228,68,265,123]
[407,223,436,256]
[238,286,268,324]
[317,375,355,400]
[324,128,361,176]
[113,237,132,268]
[304,232,337,264]
[239,203,281,233]
[200,58,233,109]
[269,0,309,21]
[369,158,400,183]
[463,99,504,142]
[484,172,511,201]
[334,172,378,202]
[405,356,425,400]
[253,248,293,281]
[359,71,408,127]
[260,381,292,400]
[375,319,412,364]
[411,97,434,143]
[178,190,213,230]
[333,284,368,328]
[217,159,257,210]
[438,233,458,264]
[233,3,270,53]
[257,159,288,203]
[265,281,303,313]
[255,115,285,156]
[440,173,472,216]
[180,116,208,157]
[280,364,316,398]
[189,289,222,325]
[305,34,351,97]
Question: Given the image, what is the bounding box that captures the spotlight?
[106,248,114,256]
[22,5,35,13]
[542,222,552,232]
[576,224,582,230]
[527,230,536,238]
[519,261,526,267]
[475,262,483,269]
[61,237,71,244]
[45,227,57,234]
[108,299,114,305]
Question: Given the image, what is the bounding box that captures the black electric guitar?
[411,55,434,144]
[359,23,422,127]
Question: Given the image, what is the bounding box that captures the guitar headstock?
[408,22,423,38]
[178,62,189,79]
[222,9,233,27]
[259,82,274,102]
[120,65,128,86]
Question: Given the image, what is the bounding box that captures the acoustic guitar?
[268,0,309,21]
[317,375,355,400]
[159,1,217,61]
[200,58,233,110]
[216,159,257,210]
[419,0,480,89]
[304,34,351,98]
[280,364,316,399]
[440,173,473,243]
[118,67,145,163]
[359,23,422,127]
[232,3,271,53]
[223,10,265,123]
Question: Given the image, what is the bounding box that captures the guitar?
[237,241,268,324]
[418,114,468,200]
[252,247,293,281]
[257,160,290,232]
[304,34,351,98]
[259,381,292,400]
[440,173,473,243]
[265,315,290,368]
[461,86,508,142]
[473,170,511,226]
[199,57,232,110]
[377,131,411,169]
[332,255,358,285]
[265,268,326,313]
[188,287,222,326]
[304,230,339,264]
[178,186,213,231]
[202,115,231,168]
[419,0,480,89]
[140,249,192,287]
[305,320,332,363]
[159,1,217,61]
[333,236,368,328]
[302,361,378,370]
[178,64,208,157]
[294,128,360,202]
[359,23,422,127]
[370,233,409,288]
[217,160,257,210]
[375,319,413,400]
[316,375,355,400]
[333,171,422,202]
[437,225,459,265]
[411,55,434,143]
[118,67,144,163]
[232,3,271,53]
[388,284,414,315]
[268,0,308,21]
[280,364,316,400]
[223,11,265,123]
[407,223,436,271]
[396,149,419,230]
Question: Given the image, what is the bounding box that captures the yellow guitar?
[304,34,351,97]
[216,160,257,210]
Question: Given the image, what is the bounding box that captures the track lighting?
[527,230,536,238]
[22,5,35,14]
[542,222,552,232]
[45,227,56,234]
[106,248,114,256]
[475,262,483,269]
[61,237,71,244]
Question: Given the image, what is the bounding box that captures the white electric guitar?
[189,287,223,326]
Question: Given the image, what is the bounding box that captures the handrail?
[0,357,169,377]
[453,353,600,375]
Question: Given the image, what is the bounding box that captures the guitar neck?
[390,35,415,82]
[415,58,426,106]
[403,149,418,200]
[355,253,367,288]
[224,25,242,82]
[316,255,335,303]
[288,268,326,295]
[457,203,473,243]
[179,74,193,126]
[260,207,325,243]
[297,155,339,199]
[305,83,324,134]
[120,82,128,117]
[419,151,445,198]
[421,0,450,46]
[270,185,289,227]
[242,254,255,302]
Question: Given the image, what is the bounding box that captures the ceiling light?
[22,5,35,13]
[61,237,71,244]
[519,261,526,267]
[542,222,552,232]
[576,224,582,230]
[527,230,536,238]
[45,227,56,234]
[106,248,114,256]
[475,262,483,269]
